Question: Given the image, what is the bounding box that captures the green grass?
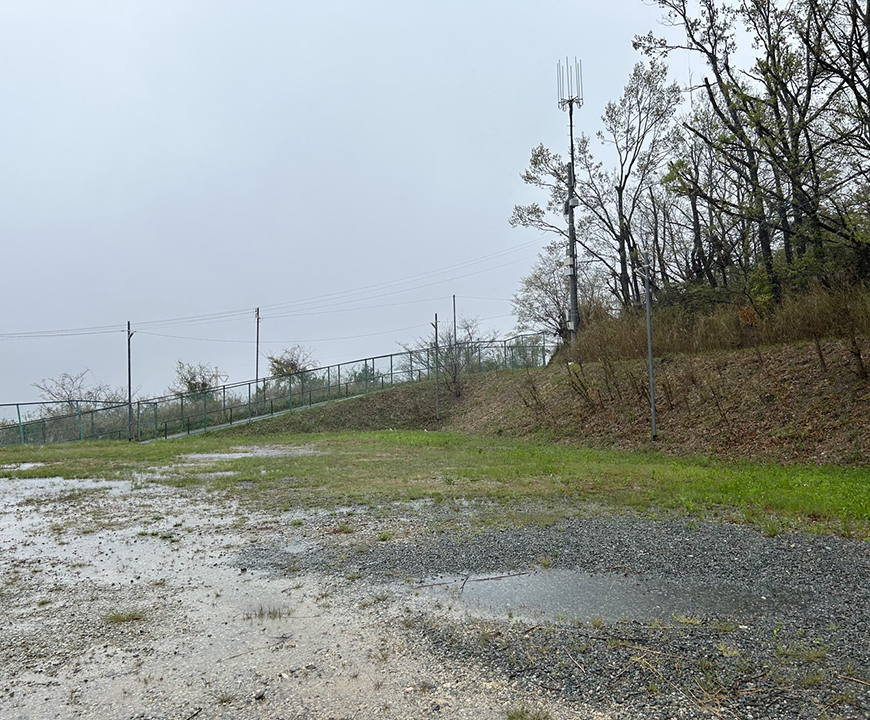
[1,430,868,535]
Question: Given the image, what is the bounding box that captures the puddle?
[418,569,810,623]
[182,445,324,462]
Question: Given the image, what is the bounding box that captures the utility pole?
[558,57,583,343]
[452,294,458,386]
[254,307,260,382]
[432,313,440,421]
[643,254,657,441]
[127,321,134,442]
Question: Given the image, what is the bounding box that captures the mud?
[0,476,596,720]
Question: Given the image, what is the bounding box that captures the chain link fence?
[0,334,552,446]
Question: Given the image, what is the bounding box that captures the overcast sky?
[0,0,686,408]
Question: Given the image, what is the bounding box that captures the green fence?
[0,334,552,446]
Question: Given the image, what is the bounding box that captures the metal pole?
[127,321,134,441]
[16,404,24,445]
[644,254,657,441]
[567,102,579,344]
[432,314,440,421]
[255,308,260,382]
[452,294,458,382]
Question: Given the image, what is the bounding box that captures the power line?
[1,234,547,340]
[0,325,124,340]
[137,322,430,345]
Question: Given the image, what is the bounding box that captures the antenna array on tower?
[557,57,584,111]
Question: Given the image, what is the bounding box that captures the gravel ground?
[1,475,868,719]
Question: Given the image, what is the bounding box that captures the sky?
[0,0,689,408]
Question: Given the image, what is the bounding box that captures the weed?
[506,707,552,720]
[376,531,393,542]
[245,605,285,621]
[675,615,702,625]
[763,518,781,537]
[799,669,826,687]
[777,641,829,662]
[105,609,145,624]
[213,691,236,705]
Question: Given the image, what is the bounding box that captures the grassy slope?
[226,339,870,467]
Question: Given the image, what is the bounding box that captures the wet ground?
[1,453,868,719]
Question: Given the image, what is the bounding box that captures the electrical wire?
[1,233,549,340]
[0,324,124,340]
[137,322,430,345]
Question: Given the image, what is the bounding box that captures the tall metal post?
[254,308,260,383]
[558,58,584,343]
[127,321,134,441]
[452,294,458,386]
[432,313,440,421]
[644,254,658,441]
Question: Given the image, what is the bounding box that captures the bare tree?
[33,370,126,413]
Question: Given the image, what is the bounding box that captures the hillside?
[226,339,870,466]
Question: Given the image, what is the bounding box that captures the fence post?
[76,401,83,440]
[541,332,547,366]
[16,404,24,445]
[153,403,158,440]
[327,366,331,400]
[288,374,293,411]
[390,354,394,386]
[203,394,207,431]
[409,350,413,382]
[136,401,141,442]
[248,383,252,420]
[180,396,185,431]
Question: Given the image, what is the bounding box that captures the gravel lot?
[1,471,868,719]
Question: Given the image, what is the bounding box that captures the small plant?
[376,531,393,542]
[105,609,145,624]
[245,605,285,621]
[213,690,236,705]
[506,707,552,720]
[717,644,740,658]
[675,614,702,625]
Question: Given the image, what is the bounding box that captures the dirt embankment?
[228,340,870,466]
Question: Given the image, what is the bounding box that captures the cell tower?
[557,57,584,112]
[557,58,583,343]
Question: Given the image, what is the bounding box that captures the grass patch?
[2,430,868,536]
